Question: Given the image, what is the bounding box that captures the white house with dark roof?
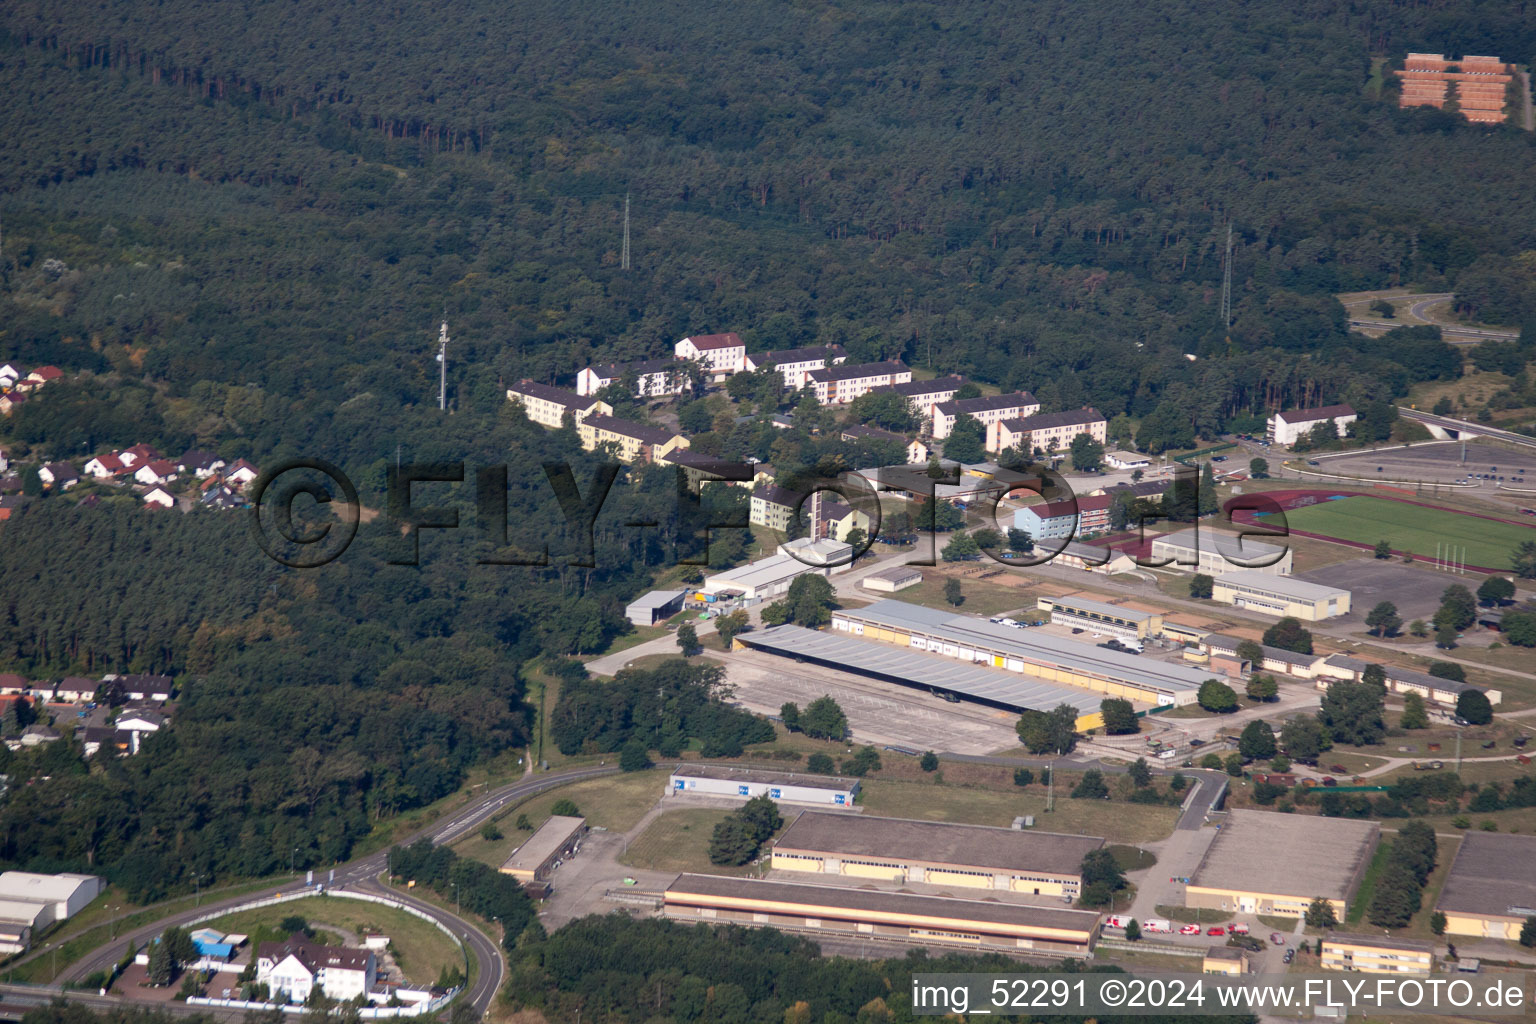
[177,450,227,478]
[575,358,691,398]
[0,364,23,386]
[1267,404,1357,447]
[987,408,1108,454]
[141,485,176,508]
[807,360,911,405]
[133,460,178,486]
[871,375,969,421]
[225,460,260,489]
[38,463,80,490]
[744,344,849,389]
[256,937,377,1003]
[933,392,1041,440]
[674,333,747,380]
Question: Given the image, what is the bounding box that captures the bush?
[1013,767,1034,787]
[806,753,836,774]
[919,751,939,772]
[550,798,580,817]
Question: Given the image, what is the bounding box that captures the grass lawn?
[1097,949,1203,971]
[202,895,462,986]
[1281,496,1535,569]
[1346,841,1392,926]
[1155,904,1235,925]
[896,572,1033,618]
[856,779,1180,844]
[619,808,757,876]
[454,771,666,869]
[1107,844,1158,872]
[584,623,669,660]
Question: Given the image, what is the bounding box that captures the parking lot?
[1292,556,1462,630]
[719,649,1023,755]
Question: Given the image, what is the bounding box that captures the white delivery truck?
[1142,918,1173,934]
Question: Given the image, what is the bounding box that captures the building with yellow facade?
[829,599,1204,708]
[1211,569,1351,621]
[505,380,611,430]
[1202,946,1250,975]
[576,414,688,464]
[1185,811,1379,921]
[1435,832,1536,940]
[770,812,1103,899]
[1036,594,1164,641]
[664,873,1102,955]
[1320,934,1433,974]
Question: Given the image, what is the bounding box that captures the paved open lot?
[1316,441,1536,487]
[1293,557,1463,629]
[717,649,1023,754]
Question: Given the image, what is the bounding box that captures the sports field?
[1281,496,1533,569]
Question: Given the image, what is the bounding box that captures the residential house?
[255,937,377,1004]
[987,408,1108,455]
[932,392,1041,441]
[199,485,242,510]
[81,727,127,759]
[17,724,60,748]
[576,415,688,463]
[674,333,747,380]
[1267,404,1357,447]
[38,463,80,490]
[117,444,162,468]
[53,677,97,702]
[115,709,166,754]
[807,360,911,405]
[107,674,174,702]
[0,495,23,521]
[744,345,849,389]
[142,486,176,508]
[225,460,260,489]
[750,484,804,532]
[0,364,23,386]
[133,460,178,486]
[505,380,612,429]
[84,454,127,479]
[654,449,751,491]
[838,424,928,463]
[815,498,873,544]
[0,447,9,472]
[872,375,969,422]
[575,358,691,398]
[0,392,27,416]
[24,367,63,386]
[177,450,227,478]
[0,675,27,695]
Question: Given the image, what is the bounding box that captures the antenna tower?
[1220,222,1234,334]
[621,192,631,271]
[436,315,449,411]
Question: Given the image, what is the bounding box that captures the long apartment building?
[987,408,1108,454]
[576,358,692,398]
[744,344,848,389]
[577,415,689,463]
[872,375,969,421]
[506,380,612,429]
[932,392,1039,440]
[674,333,747,380]
[808,360,911,405]
[830,599,1206,706]
[771,811,1103,899]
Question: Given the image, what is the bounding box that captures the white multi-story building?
[744,344,849,389]
[674,333,747,381]
[1267,404,1357,447]
[987,408,1108,454]
[256,938,377,1004]
[807,360,911,405]
[932,392,1040,440]
[576,358,692,398]
[872,375,969,422]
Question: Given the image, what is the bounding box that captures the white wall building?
[0,872,104,933]
[668,765,860,806]
[674,333,747,380]
[576,358,692,398]
[1267,404,1357,447]
[807,361,911,405]
[1148,528,1293,576]
[932,392,1040,441]
[702,537,852,601]
[744,345,848,389]
[256,938,377,1004]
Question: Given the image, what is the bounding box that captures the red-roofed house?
[25,366,64,385]
[84,454,126,479]
[117,444,162,468]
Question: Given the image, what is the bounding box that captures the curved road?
[48,763,619,1017]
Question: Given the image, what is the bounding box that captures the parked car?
[1330,764,1347,773]
[1270,932,1286,946]
[1283,950,1295,964]
[1179,924,1202,936]
[1206,926,1226,936]
[1514,736,1529,748]
[1482,740,1497,749]
[1322,777,1337,787]
[1071,627,1084,634]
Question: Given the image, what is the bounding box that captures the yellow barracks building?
[771,811,1103,900]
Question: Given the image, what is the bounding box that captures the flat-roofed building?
[1212,570,1351,621]
[933,392,1041,442]
[1149,528,1293,576]
[829,599,1207,707]
[860,564,922,593]
[703,538,852,601]
[669,765,859,806]
[1317,662,1501,709]
[1320,934,1433,974]
[663,873,1102,955]
[745,345,848,389]
[1105,450,1152,471]
[505,381,611,429]
[987,408,1107,454]
[1037,595,1163,641]
[499,815,587,883]
[808,361,911,405]
[771,812,1103,898]
[1203,633,1325,679]
[577,415,689,464]
[674,333,747,380]
[1185,810,1379,920]
[871,375,969,421]
[1203,946,1250,975]
[1045,540,1137,575]
[1267,404,1357,447]
[1434,832,1536,940]
[625,589,686,626]
[0,872,104,931]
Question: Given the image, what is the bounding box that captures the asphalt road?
[48,763,619,1017]
[1396,407,1536,451]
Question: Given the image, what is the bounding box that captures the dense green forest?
[2,0,1536,893]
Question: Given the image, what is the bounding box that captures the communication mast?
[621,192,631,271]
[436,315,449,411]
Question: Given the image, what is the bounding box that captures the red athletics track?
[1223,487,1536,574]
